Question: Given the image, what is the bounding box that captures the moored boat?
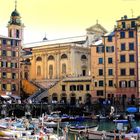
[69,125,98,133]
[44,121,69,128]
[85,119,139,139]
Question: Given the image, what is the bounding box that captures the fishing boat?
[69,124,98,133]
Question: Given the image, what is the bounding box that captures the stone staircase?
[27,79,60,102]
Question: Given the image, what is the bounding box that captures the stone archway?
[70,93,76,105]
[41,97,48,103]
[52,93,58,102]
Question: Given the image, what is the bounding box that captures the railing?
[27,90,42,101]
[28,79,61,102]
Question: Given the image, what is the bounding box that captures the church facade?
[23,23,107,104]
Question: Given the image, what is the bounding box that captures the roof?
[117,15,137,22]
[24,35,87,49]
[92,39,102,46]
[86,23,108,34]
[62,76,91,82]
[11,9,20,17]
[104,31,115,37]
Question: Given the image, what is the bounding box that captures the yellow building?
[91,15,140,101]
[91,33,116,100]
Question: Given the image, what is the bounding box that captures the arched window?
[128,80,136,87]
[9,30,12,37]
[36,57,42,61]
[70,85,76,91]
[26,58,30,62]
[61,54,68,59]
[62,63,66,74]
[16,29,19,38]
[77,85,84,91]
[37,66,41,76]
[119,81,127,88]
[81,55,87,60]
[52,93,58,101]
[48,55,54,60]
[49,65,53,79]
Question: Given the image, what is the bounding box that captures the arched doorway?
[52,93,58,102]
[61,93,67,104]
[41,97,48,103]
[85,93,91,105]
[70,93,76,105]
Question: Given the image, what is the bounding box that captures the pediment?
[86,23,108,34]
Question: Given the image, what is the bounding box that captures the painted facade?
[0,7,23,96]
[23,23,107,103]
[91,15,140,100]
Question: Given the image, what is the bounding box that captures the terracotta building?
[91,15,140,100]
[0,6,23,96]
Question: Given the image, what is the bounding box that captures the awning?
[0,95,11,101]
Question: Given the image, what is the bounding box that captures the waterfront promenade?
[0,96,139,118]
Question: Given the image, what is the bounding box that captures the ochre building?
[23,23,107,104]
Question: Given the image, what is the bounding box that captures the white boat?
[69,125,98,133]
[44,121,69,128]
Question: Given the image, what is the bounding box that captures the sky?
[0,0,139,44]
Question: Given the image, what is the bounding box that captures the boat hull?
[69,125,98,133]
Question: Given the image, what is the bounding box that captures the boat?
[84,119,139,140]
[44,121,69,128]
[69,125,98,133]
[86,129,139,140]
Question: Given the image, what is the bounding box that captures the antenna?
[15,0,17,10]
[131,9,134,18]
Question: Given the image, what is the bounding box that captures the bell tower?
[7,0,24,41]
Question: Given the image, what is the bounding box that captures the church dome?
[11,9,20,17]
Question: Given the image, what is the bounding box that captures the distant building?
[0,6,24,96]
